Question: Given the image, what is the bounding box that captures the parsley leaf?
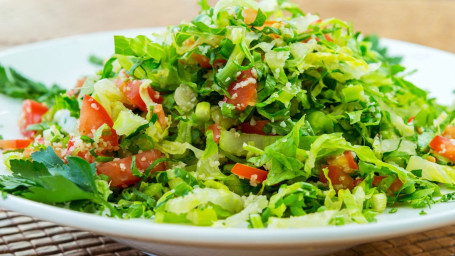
[31,147,97,193]
[0,64,64,104]
[0,147,103,205]
[23,176,95,204]
[101,56,117,79]
[363,35,402,65]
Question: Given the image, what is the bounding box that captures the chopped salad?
[1,0,455,228]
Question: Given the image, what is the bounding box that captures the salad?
[0,0,455,229]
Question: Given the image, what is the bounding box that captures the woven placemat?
[0,210,141,256]
[1,209,454,256]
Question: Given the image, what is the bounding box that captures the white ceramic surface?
[0,29,455,256]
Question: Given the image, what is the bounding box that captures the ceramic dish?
[0,28,455,256]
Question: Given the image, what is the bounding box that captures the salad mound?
[1,0,455,228]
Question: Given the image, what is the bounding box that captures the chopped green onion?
[372,193,387,213]
[195,102,211,122]
[250,214,264,228]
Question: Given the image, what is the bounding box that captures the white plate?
[1,29,455,256]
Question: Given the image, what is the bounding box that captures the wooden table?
[1,0,455,255]
[0,0,454,53]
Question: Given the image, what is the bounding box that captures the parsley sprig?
[0,147,118,216]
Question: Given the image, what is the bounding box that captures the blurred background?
[0,0,454,53]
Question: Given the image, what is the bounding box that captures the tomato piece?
[117,80,164,112]
[443,125,455,139]
[67,77,86,97]
[153,104,167,128]
[0,139,32,150]
[231,163,268,183]
[319,165,354,190]
[323,34,333,42]
[327,151,358,173]
[192,53,212,69]
[429,135,455,162]
[373,176,403,193]
[96,149,165,187]
[79,95,118,147]
[237,120,270,135]
[255,21,281,30]
[353,177,363,187]
[207,124,221,143]
[192,53,226,69]
[18,100,49,138]
[242,8,258,24]
[407,116,415,124]
[302,34,333,43]
[223,69,257,111]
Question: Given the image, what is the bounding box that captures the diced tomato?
[153,104,167,128]
[0,139,33,150]
[192,53,227,69]
[116,80,164,112]
[301,18,333,42]
[443,125,455,139]
[373,176,403,193]
[207,124,221,143]
[407,116,415,124]
[231,163,268,183]
[327,151,358,173]
[353,177,364,187]
[18,100,49,138]
[192,53,212,69]
[79,95,118,147]
[67,77,86,97]
[302,34,333,43]
[323,34,333,42]
[223,69,257,111]
[96,149,165,187]
[255,20,282,31]
[429,135,455,162]
[319,165,354,190]
[237,120,270,135]
[242,8,258,24]
[183,38,195,47]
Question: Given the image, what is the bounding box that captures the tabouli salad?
[0,0,455,228]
